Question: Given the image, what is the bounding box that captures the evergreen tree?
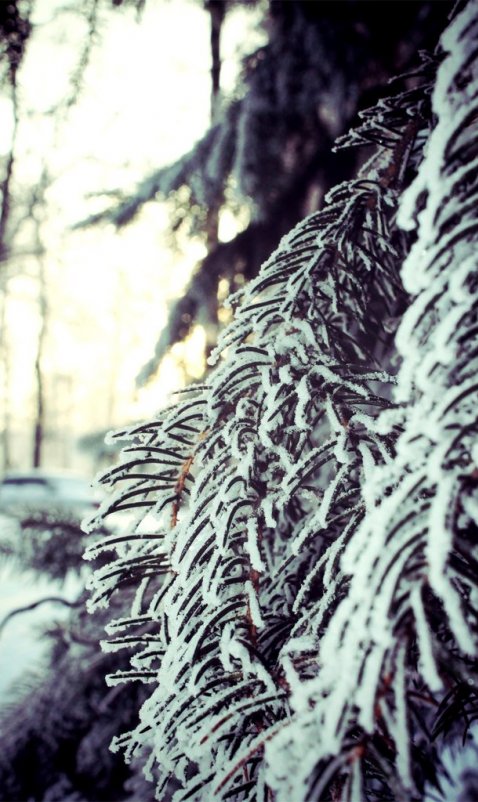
[84,1,478,800]
[85,0,449,385]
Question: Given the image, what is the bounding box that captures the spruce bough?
[86,3,478,800]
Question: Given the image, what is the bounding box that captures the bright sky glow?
[2,0,264,471]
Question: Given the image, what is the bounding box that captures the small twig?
[170,430,207,528]
[246,520,262,650]
[0,596,83,634]
[171,453,194,528]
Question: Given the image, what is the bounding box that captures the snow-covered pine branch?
[86,4,478,801]
[262,5,478,802]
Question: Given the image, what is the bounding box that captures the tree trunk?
[202,1,226,359]
[0,284,11,470]
[206,0,225,124]
[32,260,47,468]
[0,79,18,265]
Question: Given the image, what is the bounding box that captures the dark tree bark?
[32,263,47,468]
[205,0,226,123]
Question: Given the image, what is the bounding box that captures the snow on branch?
[86,5,478,800]
[263,5,478,801]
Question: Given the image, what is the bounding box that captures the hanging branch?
[78,3,451,388]
[86,35,441,801]
[263,7,478,802]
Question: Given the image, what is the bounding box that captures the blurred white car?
[0,470,102,518]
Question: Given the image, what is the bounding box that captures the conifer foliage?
[86,3,478,800]
[83,1,449,387]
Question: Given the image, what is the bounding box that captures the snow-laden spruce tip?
[86,2,478,800]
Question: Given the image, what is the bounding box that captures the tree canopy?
[83,0,450,386]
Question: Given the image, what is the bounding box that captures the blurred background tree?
[88,0,450,387]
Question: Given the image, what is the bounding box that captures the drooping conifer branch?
[85,36,442,802]
[262,6,478,801]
